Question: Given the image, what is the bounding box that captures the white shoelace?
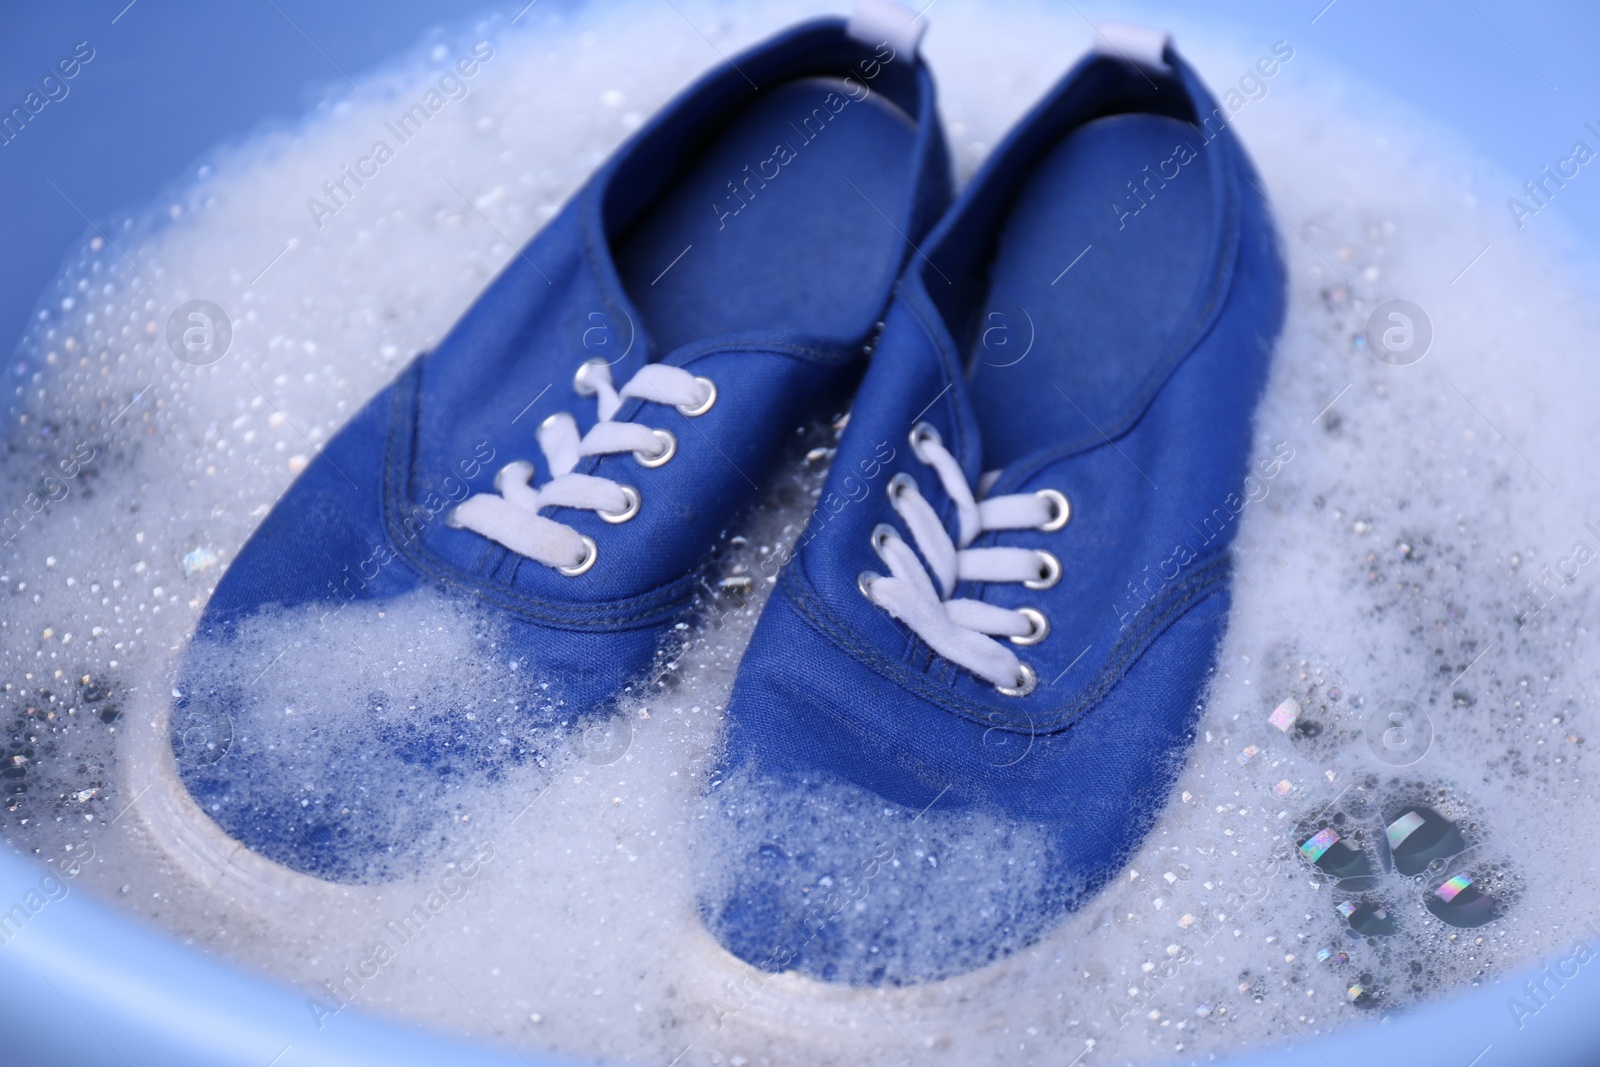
[449,359,715,575]
[859,423,1069,695]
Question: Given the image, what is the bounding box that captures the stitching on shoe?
[381,358,698,630]
[783,549,1232,734]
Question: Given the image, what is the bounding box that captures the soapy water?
[170,592,556,884]
[699,764,1076,987]
[3,0,1600,1063]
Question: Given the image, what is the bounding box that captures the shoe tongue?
[584,309,652,389]
[963,113,1220,470]
[868,301,985,487]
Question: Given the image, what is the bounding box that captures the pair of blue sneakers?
[172,5,1284,987]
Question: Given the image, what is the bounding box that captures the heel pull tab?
[847,0,926,57]
[1094,21,1172,72]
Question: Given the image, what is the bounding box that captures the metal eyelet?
[1036,488,1071,531]
[1009,607,1049,646]
[857,570,881,601]
[598,485,640,524]
[676,377,717,417]
[996,661,1038,697]
[494,460,532,492]
[1024,550,1061,590]
[557,535,598,577]
[871,523,899,561]
[571,357,609,394]
[886,472,916,510]
[909,421,941,461]
[634,429,676,468]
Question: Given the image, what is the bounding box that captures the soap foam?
[170,591,563,883]
[4,1,1600,1064]
[698,765,1072,987]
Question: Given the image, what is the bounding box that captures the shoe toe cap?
[702,584,1231,984]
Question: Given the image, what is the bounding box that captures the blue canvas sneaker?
[169,6,951,882]
[704,25,1286,984]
